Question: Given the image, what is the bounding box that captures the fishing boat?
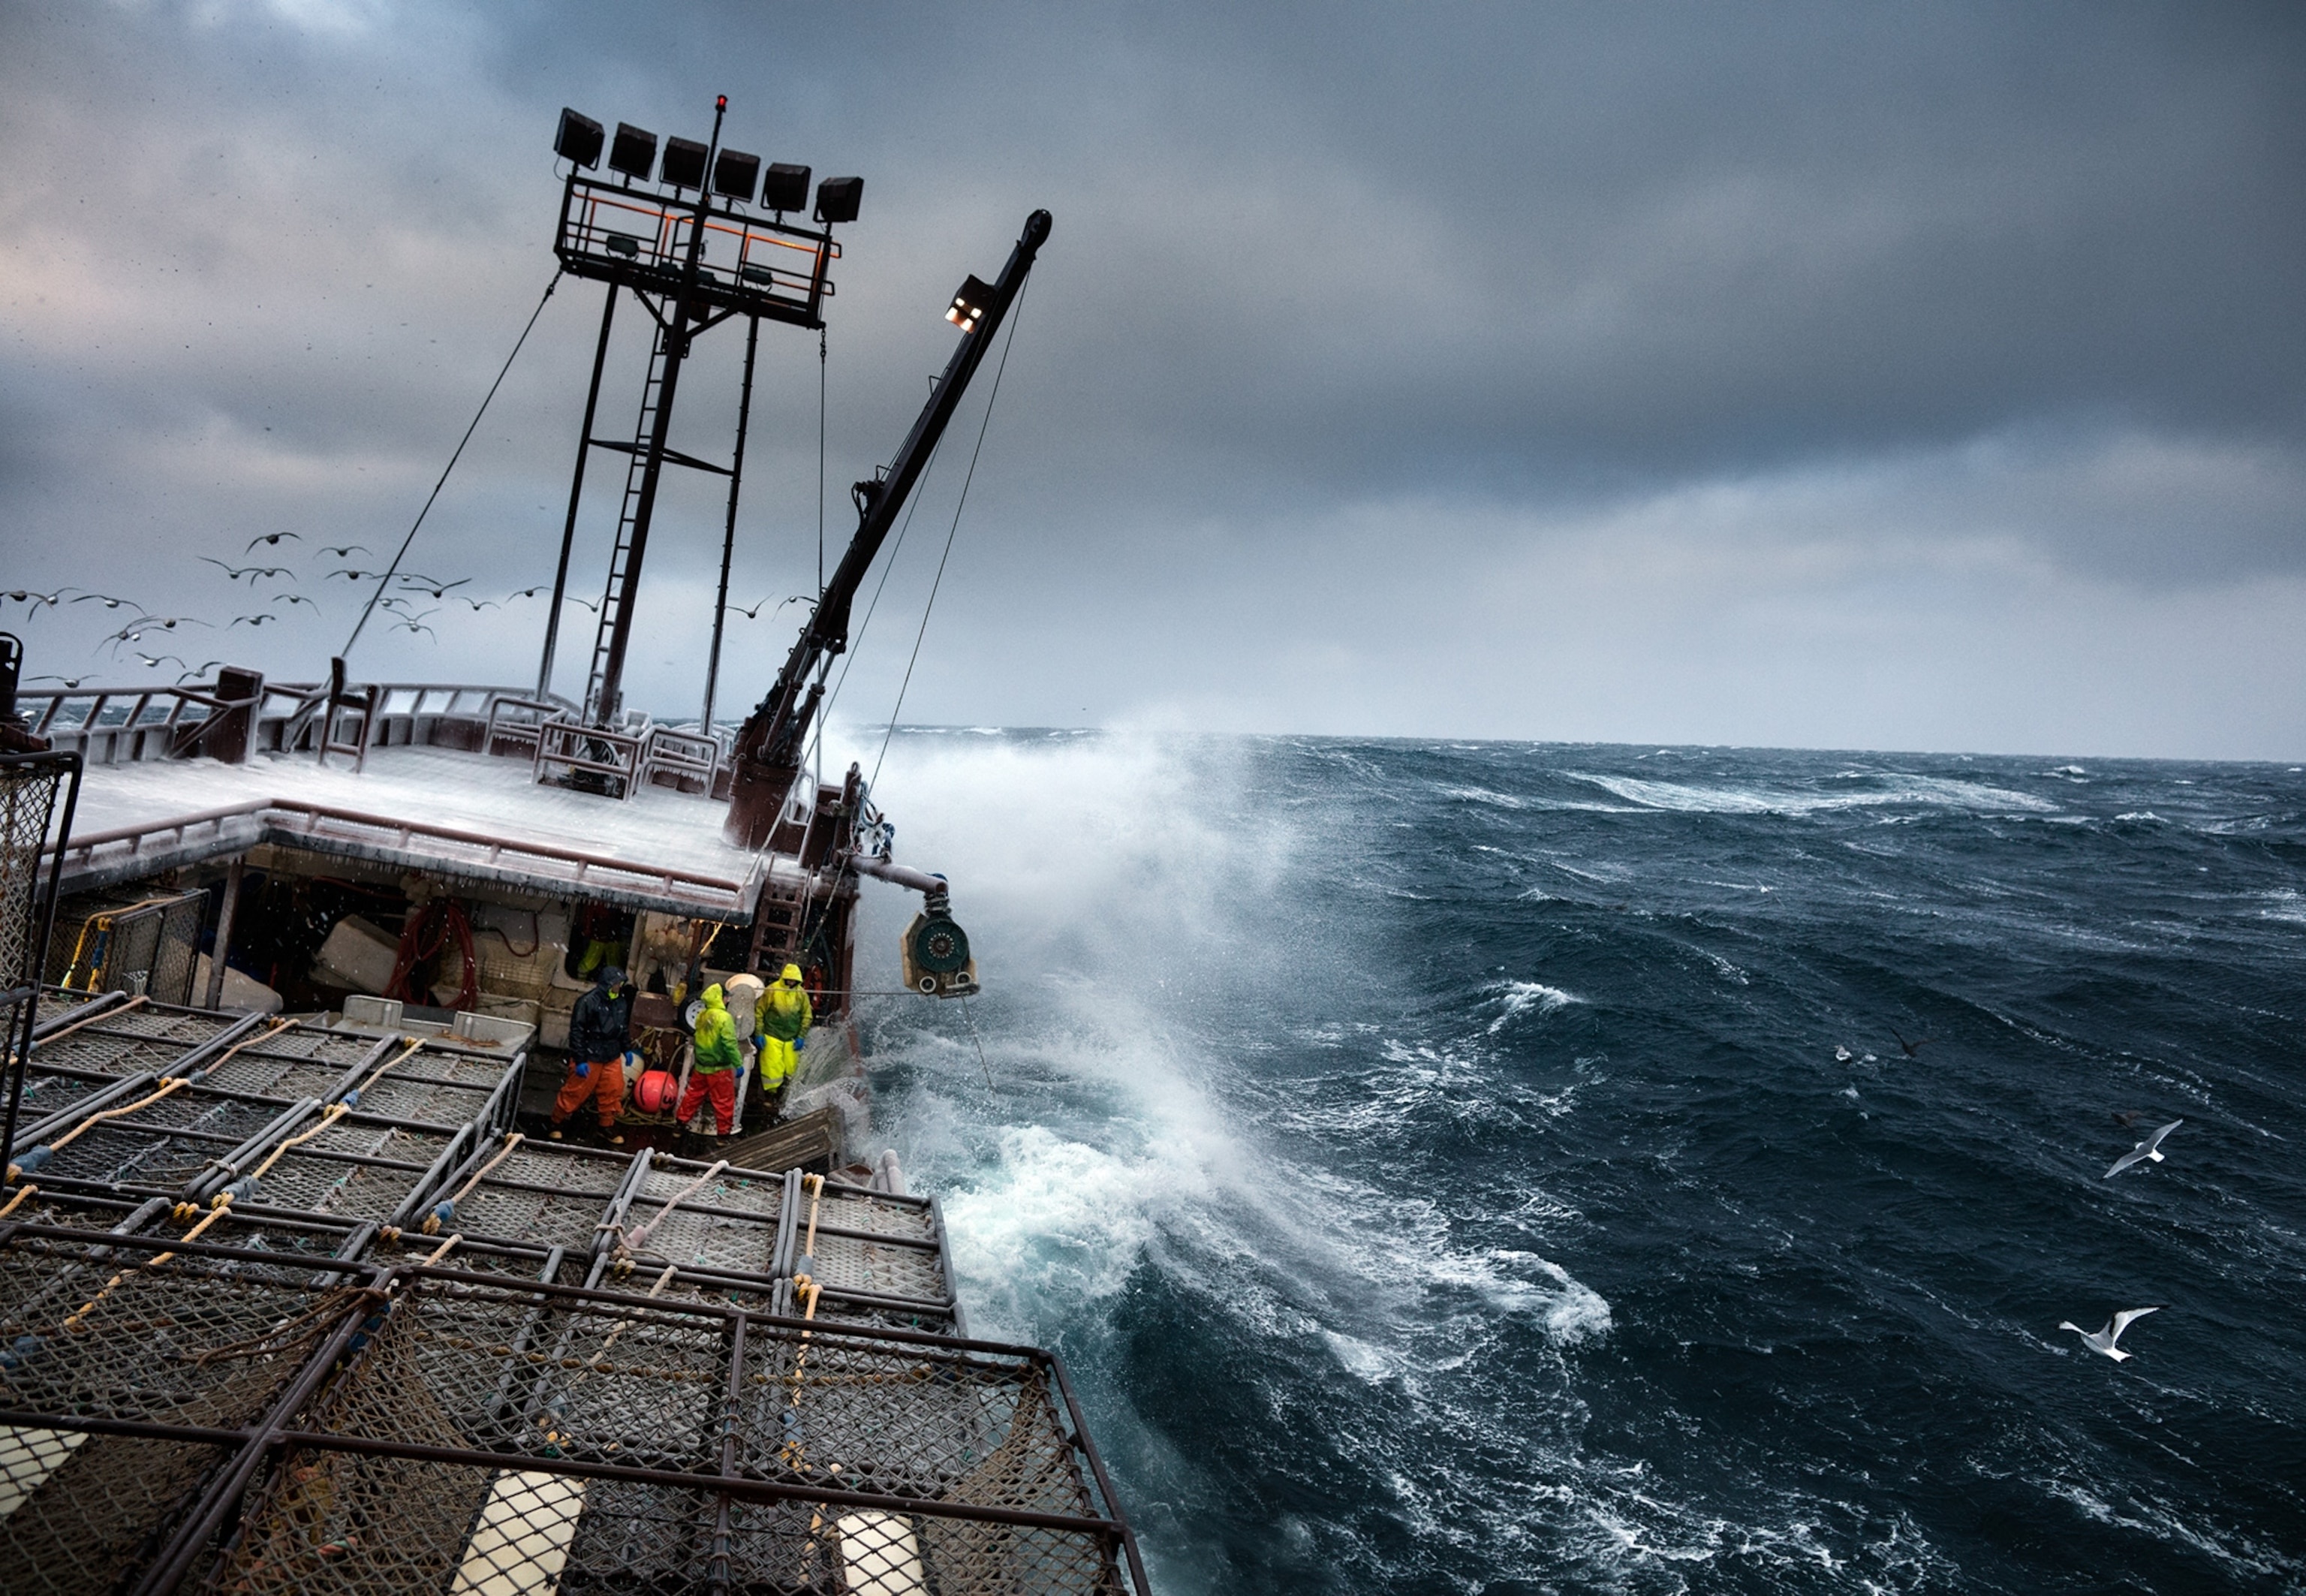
[0,97,1147,1594]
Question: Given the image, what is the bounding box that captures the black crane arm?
[724,207,1051,848]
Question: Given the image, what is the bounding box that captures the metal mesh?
[27,1016,235,1079]
[46,891,205,1004]
[228,1272,1133,1594]
[0,759,65,997]
[344,1071,498,1127]
[633,1154,788,1218]
[230,1139,460,1223]
[0,1235,372,1596]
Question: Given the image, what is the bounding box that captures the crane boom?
[724,208,1051,848]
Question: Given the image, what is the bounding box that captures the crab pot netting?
[23,1016,242,1083]
[30,1098,300,1194]
[0,1235,372,1596]
[230,1115,469,1220]
[429,1145,634,1263]
[229,1273,1132,1595]
[0,762,66,996]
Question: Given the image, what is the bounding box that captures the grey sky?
[3,1,2301,757]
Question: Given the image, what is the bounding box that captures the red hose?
[386,899,479,1010]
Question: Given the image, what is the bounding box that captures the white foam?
[1576,771,2058,816]
[1488,979,1582,1034]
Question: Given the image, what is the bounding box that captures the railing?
[15,677,583,767]
[556,171,839,330]
[44,796,769,917]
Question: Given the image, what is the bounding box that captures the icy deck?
[55,742,788,917]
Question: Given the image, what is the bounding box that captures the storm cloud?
[3,2,2301,755]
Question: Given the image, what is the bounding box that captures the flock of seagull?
[1842,1031,2185,1368]
[5,529,799,687]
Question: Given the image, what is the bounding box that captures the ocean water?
[846,731,2306,1594]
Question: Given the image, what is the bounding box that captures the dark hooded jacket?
[568,983,633,1064]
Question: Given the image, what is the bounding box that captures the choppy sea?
[846,731,2306,1594]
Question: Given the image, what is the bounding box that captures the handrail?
[44,796,761,901]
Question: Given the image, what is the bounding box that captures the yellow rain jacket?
[757,963,812,1089]
[691,983,742,1073]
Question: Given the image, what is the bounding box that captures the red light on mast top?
[716,95,727,111]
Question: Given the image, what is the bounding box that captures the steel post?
[203,854,245,1009]
[703,315,761,736]
[541,281,619,699]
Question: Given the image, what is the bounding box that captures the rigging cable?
[342,268,564,656]
[869,273,1031,793]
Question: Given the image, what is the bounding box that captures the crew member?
[757,962,814,1099]
[676,982,743,1138]
[552,965,632,1144]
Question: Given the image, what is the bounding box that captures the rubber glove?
[573,1061,589,1078]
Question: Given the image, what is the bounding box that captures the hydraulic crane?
[724,208,1051,848]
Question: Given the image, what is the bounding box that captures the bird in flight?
[68,592,144,612]
[390,616,439,640]
[507,586,549,601]
[243,531,303,552]
[396,575,471,598]
[106,617,211,647]
[26,673,90,689]
[2106,1119,2183,1179]
[563,595,601,613]
[130,652,188,672]
[724,594,802,620]
[1892,1030,1935,1058]
[200,558,294,584]
[2111,1110,2147,1128]
[327,569,383,582]
[3,589,69,610]
[230,613,278,628]
[317,544,370,559]
[272,592,319,610]
[452,595,500,611]
[2058,1305,2164,1363]
[176,660,226,683]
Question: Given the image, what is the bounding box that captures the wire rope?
[342,269,564,656]
[869,274,1031,793]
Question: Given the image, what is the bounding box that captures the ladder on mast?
[581,321,672,725]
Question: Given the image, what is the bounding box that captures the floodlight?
[555,108,604,169]
[947,274,995,333]
[661,137,709,190]
[609,123,658,180]
[814,176,862,224]
[760,162,811,212]
[714,148,761,201]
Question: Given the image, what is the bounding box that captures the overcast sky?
[4,1,2301,757]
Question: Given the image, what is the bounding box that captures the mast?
[723,208,1052,848]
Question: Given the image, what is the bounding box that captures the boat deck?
[55,741,789,917]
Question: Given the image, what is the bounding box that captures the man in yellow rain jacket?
[757,963,813,1098]
[676,983,743,1137]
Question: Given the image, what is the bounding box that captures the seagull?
[272,592,318,610]
[317,544,370,559]
[3,589,69,610]
[26,673,89,688]
[2059,1305,2164,1362]
[1835,1044,1854,1062]
[199,558,292,583]
[243,531,303,552]
[68,592,145,612]
[562,595,601,613]
[2106,1119,2182,1179]
[131,652,188,672]
[230,613,278,628]
[452,595,500,611]
[175,660,225,683]
[1892,1029,1936,1058]
[507,586,549,601]
[105,617,211,647]
[327,569,384,583]
[390,618,438,641]
[396,578,470,599]
[724,594,802,620]
[2112,1110,2147,1128]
